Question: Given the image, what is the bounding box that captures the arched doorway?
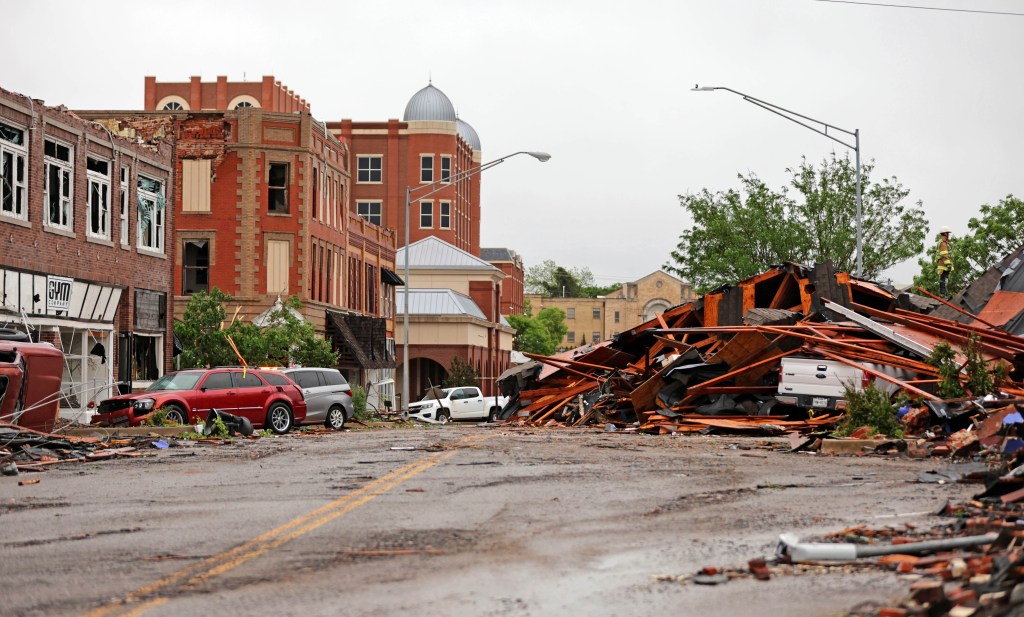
[399,357,447,406]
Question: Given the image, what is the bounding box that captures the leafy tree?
[175,289,236,369]
[175,289,337,369]
[535,307,568,346]
[441,357,480,388]
[914,195,1024,295]
[526,260,596,296]
[666,154,927,293]
[507,303,567,356]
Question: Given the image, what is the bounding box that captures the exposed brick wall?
[144,75,310,114]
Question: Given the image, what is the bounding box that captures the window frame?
[439,200,451,229]
[592,308,601,319]
[136,174,165,253]
[440,155,452,183]
[0,120,27,221]
[86,157,111,240]
[119,165,130,246]
[43,138,74,232]
[566,308,575,319]
[419,200,433,228]
[357,200,382,225]
[182,238,211,294]
[267,162,289,214]
[420,154,433,183]
[357,155,382,183]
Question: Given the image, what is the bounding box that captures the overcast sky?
[6,0,1022,286]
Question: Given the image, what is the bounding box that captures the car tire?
[266,403,293,435]
[487,407,500,422]
[165,404,188,425]
[325,405,346,430]
[437,408,451,424]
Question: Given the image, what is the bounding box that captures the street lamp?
[692,85,863,277]
[399,150,550,418]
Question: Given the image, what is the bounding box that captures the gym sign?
[47,276,74,312]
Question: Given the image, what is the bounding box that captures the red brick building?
[145,75,310,114]
[81,77,400,391]
[0,85,176,421]
[481,247,525,316]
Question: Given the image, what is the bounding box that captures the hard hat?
[940,226,951,234]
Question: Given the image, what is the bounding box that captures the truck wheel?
[437,409,450,424]
[487,407,500,422]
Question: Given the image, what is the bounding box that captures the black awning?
[381,268,405,286]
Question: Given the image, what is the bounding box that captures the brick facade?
[0,85,175,418]
[145,75,309,114]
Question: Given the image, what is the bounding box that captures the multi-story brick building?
[528,270,696,349]
[481,247,525,316]
[0,85,176,422]
[79,76,400,393]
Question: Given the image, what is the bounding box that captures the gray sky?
[6,0,1022,286]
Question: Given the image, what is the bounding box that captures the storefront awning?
[381,269,405,286]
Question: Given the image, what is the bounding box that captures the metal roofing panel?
[397,237,499,271]
[397,288,486,319]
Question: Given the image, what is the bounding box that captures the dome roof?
[403,84,456,122]
[456,118,481,151]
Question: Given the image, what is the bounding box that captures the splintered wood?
[499,262,1024,436]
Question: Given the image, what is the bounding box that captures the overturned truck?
[497,262,1024,435]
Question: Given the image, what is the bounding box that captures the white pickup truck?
[408,386,509,423]
[776,357,869,411]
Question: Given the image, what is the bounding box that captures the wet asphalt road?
[1,424,974,617]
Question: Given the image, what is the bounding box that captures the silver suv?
[280,368,354,429]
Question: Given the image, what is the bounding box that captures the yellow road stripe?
[82,434,493,617]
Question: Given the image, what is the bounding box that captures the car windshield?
[146,372,203,391]
[419,387,449,402]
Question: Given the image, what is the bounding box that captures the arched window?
[155,96,189,111]
[163,101,184,111]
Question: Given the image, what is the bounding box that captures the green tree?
[175,289,235,369]
[526,260,598,296]
[666,154,927,293]
[914,195,1024,295]
[441,357,480,388]
[507,303,567,356]
[535,307,568,346]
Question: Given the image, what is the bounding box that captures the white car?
[408,386,508,424]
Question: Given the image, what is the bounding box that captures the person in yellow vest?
[937,226,953,297]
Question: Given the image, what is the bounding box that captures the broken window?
[87,157,111,239]
[420,154,433,183]
[183,239,210,294]
[357,156,382,183]
[439,201,451,229]
[44,138,73,231]
[268,162,289,213]
[440,156,451,183]
[137,175,165,252]
[357,201,382,225]
[131,334,161,382]
[0,121,27,220]
[419,201,432,228]
[119,166,129,245]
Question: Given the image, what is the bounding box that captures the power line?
[815,0,1024,16]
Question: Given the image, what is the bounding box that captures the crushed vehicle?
[775,356,868,411]
[0,334,64,432]
[91,367,307,434]
[408,386,509,424]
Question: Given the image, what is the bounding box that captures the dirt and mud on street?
[0,425,977,617]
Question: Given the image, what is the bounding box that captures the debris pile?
[498,262,1024,439]
[0,422,144,475]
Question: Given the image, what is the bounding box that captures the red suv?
[91,368,307,434]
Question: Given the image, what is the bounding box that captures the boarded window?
[266,239,290,293]
[182,159,211,212]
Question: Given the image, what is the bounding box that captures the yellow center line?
[82,434,495,617]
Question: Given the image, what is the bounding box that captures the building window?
[440,156,451,183]
[182,159,211,212]
[268,162,289,213]
[592,332,600,343]
[614,310,620,323]
[420,155,433,183]
[119,166,129,245]
[419,201,432,228]
[439,201,451,229]
[137,175,165,252]
[131,334,162,382]
[0,121,27,220]
[87,157,111,239]
[567,332,575,344]
[162,101,184,111]
[357,156,382,183]
[357,201,382,225]
[44,139,74,231]
[311,166,319,220]
[234,101,253,109]
[593,308,601,319]
[183,239,210,294]
[566,308,575,319]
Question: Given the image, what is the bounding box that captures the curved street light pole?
[400,150,551,419]
[693,86,863,277]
